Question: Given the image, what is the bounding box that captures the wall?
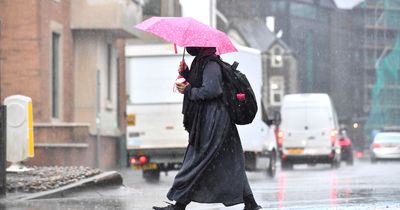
[0,0,134,169]
[27,124,119,169]
[73,31,120,136]
[330,9,356,120]
[0,0,41,117]
[0,0,73,122]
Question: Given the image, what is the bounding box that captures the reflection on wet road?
[249,161,400,209]
[2,161,400,209]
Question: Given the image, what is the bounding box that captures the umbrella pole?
[182,47,185,62]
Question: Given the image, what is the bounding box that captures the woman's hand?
[176,82,189,94]
[178,60,188,72]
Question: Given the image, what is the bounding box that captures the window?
[271,46,284,68]
[51,32,60,118]
[270,76,284,106]
[290,2,317,19]
[274,47,281,54]
[142,0,161,16]
[107,44,112,101]
[271,1,286,13]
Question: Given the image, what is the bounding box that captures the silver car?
[371,132,400,162]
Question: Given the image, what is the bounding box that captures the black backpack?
[209,57,258,125]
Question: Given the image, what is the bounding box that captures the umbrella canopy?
[135,16,237,55]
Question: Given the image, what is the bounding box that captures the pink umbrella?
[135,16,237,55]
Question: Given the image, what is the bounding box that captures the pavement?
[0,166,123,202]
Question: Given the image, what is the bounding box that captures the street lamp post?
[0,18,6,198]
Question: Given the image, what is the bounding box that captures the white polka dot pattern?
[135,16,238,55]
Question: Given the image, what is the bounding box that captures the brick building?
[0,0,141,169]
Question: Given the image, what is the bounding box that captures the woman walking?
[153,47,262,210]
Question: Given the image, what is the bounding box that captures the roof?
[227,18,291,53]
[282,93,332,106]
[321,0,337,8]
[295,0,337,8]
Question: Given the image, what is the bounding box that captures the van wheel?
[331,158,341,168]
[143,169,160,183]
[281,160,293,170]
[267,151,277,178]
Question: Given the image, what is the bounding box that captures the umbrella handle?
[174,43,178,54]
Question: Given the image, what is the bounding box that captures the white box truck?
[126,44,278,181]
[125,44,192,182]
[222,46,278,177]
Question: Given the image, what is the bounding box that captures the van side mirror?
[274,111,281,126]
[266,119,274,126]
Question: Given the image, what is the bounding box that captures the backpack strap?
[232,61,239,70]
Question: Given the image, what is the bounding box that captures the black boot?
[243,205,262,210]
[243,194,262,210]
[153,202,186,210]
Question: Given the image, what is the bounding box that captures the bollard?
[0,105,6,197]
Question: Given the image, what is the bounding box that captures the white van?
[279,93,341,169]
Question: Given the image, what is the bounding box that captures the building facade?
[0,0,141,169]
[217,0,337,100]
[225,19,298,119]
[351,0,400,145]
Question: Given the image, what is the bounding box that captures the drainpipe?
[0,105,6,197]
[96,69,101,168]
[0,18,3,102]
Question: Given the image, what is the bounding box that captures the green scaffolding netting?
[356,0,400,29]
[364,0,400,143]
[365,33,400,142]
[383,0,400,29]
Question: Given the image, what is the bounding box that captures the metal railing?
[0,105,6,197]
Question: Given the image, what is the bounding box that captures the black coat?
[167,58,253,206]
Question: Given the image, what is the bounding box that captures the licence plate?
[383,144,397,148]
[132,163,158,170]
[287,148,304,154]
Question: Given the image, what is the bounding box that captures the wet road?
[2,160,400,209]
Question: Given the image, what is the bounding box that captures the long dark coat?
[167,54,253,206]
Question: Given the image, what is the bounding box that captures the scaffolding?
[360,0,400,143]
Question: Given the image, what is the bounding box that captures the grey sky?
[334,0,364,9]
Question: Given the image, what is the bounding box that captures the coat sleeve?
[179,66,190,79]
[184,61,223,101]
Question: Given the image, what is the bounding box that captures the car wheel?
[307,163,317,167]
[267,151,277,178]
[371,156,377,164]
[331,155,341,168]
[281,159,293,171]
[143,169,160,183]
